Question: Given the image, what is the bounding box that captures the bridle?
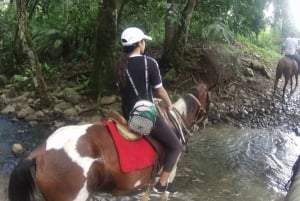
[186,93,208,125]
[167,89,209,147]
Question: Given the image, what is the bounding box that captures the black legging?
[150,116,184,172]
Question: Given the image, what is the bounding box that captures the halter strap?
[186,93,204,112]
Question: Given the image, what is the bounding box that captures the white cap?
[121,27,152,46]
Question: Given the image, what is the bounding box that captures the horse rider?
[282,32,300,67]
[115,27,184,194]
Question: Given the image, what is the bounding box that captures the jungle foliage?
[0,0,297,100]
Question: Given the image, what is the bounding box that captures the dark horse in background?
[273,56,299,100]
[8,82,212,201]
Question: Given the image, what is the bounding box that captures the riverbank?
[0,43,299,134]
[2,52,300,201]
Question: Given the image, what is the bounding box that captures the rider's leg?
[150,116,183,192]
[291,54,300,71]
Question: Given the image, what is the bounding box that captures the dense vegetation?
[0,0,298,106]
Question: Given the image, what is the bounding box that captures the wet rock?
[54,121,66,128]
[1,104,16,114]
[12,143,24,155]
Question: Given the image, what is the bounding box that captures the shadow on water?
[0,116,299,201]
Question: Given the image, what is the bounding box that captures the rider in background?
[116,27,183,194]
[282,32,300,67]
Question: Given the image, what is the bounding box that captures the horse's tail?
[8,158,36,201]
[275,60,284,80]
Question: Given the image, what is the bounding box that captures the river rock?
[244,68,254,77]
[1,104,16,114]
[12,143,24,154]
[25,110,45,121]
[63,88,81,104]
[54,102,73,112]
[17,105,34,119]
[63,107,78,117]
[100,95,117,105]
[0,75,8,88]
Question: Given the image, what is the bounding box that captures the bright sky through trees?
[290,0,300,30]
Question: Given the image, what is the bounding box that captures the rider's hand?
[153,98,162,104]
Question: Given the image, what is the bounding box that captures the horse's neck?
[173,98,187,117]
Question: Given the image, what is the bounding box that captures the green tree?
[16,0,51,106]
[160,0,196,72]
[91,0,117,99]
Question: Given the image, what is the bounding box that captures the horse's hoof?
[160,192,169,201]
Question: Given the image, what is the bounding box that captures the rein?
[167,92,208,147]
[186,93,207,125]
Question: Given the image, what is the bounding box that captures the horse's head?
[172,82,211,130]
[185,83,211,126]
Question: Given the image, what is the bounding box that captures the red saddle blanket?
[103,121,156,173]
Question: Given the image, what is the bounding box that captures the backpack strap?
[126,55,149,99]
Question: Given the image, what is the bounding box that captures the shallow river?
[0,117,299,201]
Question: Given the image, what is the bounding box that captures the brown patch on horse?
[77,123,153,195]
[34,147,86,201]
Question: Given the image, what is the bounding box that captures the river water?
[0,117,299,201]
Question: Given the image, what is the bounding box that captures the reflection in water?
[0,118,299,201]
[174,125,300,201]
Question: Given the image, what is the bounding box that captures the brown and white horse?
[8,83,211,201]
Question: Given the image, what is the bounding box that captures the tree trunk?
[160,0,196,73]
[91,0,117,99]
[16,0,52,106]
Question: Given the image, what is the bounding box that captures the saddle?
[108,110,142,141]
[107,110,165,173]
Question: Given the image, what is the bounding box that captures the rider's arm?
[155,86,173,110]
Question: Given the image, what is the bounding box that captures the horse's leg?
[168,154,181,183]
[282,75,289,100]
[160,192,170,201]
[273,78,279,96]
[290,76,294,95]
[140,185,151,201]
[159,155,181,201]
[295,72,299,91]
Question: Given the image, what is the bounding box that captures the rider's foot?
[153,182,178,194]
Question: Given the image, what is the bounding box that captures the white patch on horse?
[73,181,89,201]
[46,124,97,177]
[173,98,187,116]
[134,180,142,187]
